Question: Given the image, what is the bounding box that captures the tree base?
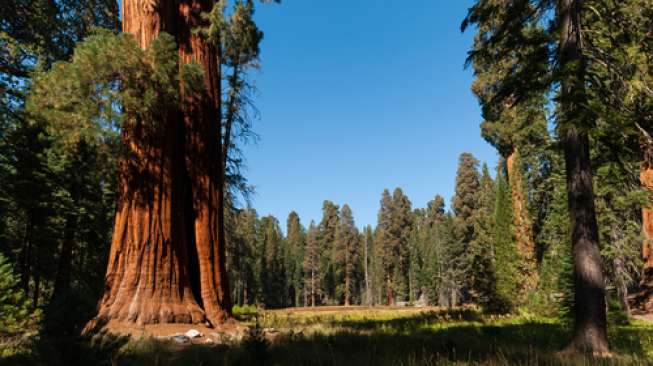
[629,274,653,314]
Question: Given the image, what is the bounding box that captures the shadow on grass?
[6,308,653,366]
[0,290,131,366]
[115,313,653,366]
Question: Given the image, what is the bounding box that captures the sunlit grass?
[5,307,653,365]
[116,307,653,366]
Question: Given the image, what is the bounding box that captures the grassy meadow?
[7,306,653,366]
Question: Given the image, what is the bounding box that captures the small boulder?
[185,329,202,338]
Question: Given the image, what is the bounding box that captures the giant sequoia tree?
[28,0,268,326]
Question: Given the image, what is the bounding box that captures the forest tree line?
[223,145,647,317]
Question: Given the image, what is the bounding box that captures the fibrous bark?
[95,0,204,325]
[634,124,653,312]
[178,0,231,325]
[506,151,538,292]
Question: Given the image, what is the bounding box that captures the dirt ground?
[100,319,248,344]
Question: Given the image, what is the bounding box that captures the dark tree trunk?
[95,0,204,325]
[19,219,31,295]
[53,213,75,296]
[33,266,40,308]
[558,0,609,354]
[386,276,394,306]
[178,0,231,325]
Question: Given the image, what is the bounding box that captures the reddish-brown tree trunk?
[95,0,204,325]
[506,151,538,291]
[386,276,394,305]
[344,273,351,306]
[178,0,231,325]
[635,124,653,312]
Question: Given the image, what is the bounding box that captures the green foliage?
[232,304,260,320]
[334,204,361,304]
[318,200,340,304]
[452,153,480,245]
[536,158,573,317]
[284,212,305,307]
[375,188,413,303]
[467,164,497,308]
[0,253,40,357]
[493,165,519,312]
[28,30,182,145]
[258,216,287,308]
[303,221,322,305]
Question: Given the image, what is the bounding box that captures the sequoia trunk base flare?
[93,0,231,327]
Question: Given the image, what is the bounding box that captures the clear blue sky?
[241,0,498,230]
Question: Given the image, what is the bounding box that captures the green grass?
[4,307,653,366]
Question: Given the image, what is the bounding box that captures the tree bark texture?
[559,0,609,354]
[506,151,538,291]
[96,0,206,325]
[178,0,231,325]
[634,124,653,312]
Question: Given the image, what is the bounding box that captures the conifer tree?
[493,165,519,311]
[286,211,305,307]
[452,153,480,244]
[376,188,413,304]
[376,190,395,304]
[467,164,497,307]
[362,225,374,305]
[463,0,611,352]
[537,157,573,316]
[335,204,360,306]
[303,221,321,307]
[451,152,480,302]
[317,200,339,303]
[423,195,446,304]
[259,215,286,308]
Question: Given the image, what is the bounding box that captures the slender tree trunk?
[19,218,31,295]
[344,273,350,306]
[344,242,350,306]
[386,276,394,305]
[559,0,609,354]
[33,266,40,308]
[54,149,82,297]
[506,151,538,291]
[95,0,204,325]
[311,268,316,307]
[178,0,231,326]
[53,213,75,296]
[364,237,371,305]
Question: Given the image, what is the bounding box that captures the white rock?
[171,335,191,344]
[185,329,202,338]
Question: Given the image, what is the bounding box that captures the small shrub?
[0,253,40,357]
[232,304,260,320]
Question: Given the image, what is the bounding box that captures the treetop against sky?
[241,0,496,229]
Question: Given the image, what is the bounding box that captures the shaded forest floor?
[4,307,653,366]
